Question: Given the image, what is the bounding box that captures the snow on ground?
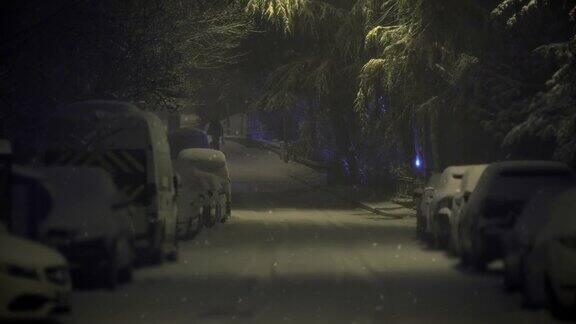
[63,141,560,324]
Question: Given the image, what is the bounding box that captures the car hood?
[432,189,460,206]
[0,233,66,267]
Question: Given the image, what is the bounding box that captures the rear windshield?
[490,171,574,201]
[45,150,148,205]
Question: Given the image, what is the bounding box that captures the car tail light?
[559,236,576,249]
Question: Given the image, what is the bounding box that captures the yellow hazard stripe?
[103,151,130,174]
[68,152,88,166]
[128,185,145,201]
[51,151,73,165]
[94,153,115,173]
[119,151,145,173]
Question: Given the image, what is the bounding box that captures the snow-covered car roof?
[170,127,208,138]
[426,173,441,188]
[477,160,573,197]
[463,160,575,217]
[177,148,227,173]
[484,160,571,177]
[436,165,472,196]
[431,165,482,205]
[0,139,12,155]
[459,164,488,193]
[169,128,210,157]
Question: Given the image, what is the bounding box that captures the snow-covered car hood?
[36,167,123,240]
[177,148,226,173]
[0,232,66,267]
[40,203,117,240]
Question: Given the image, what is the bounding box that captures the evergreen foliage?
[248,0,576,181]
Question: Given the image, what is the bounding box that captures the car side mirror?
[173,175,179,189]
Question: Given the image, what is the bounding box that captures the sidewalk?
[227,136,415,219]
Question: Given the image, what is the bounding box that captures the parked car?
[459,161,575,270]
[0,139,12,229]
[449,164,488,255]
[38,166,136,289]
[416,173,441,240]
[0,222,71,320]
[41,100,178,263]
[169,127,210,160]
[504,187,576,319]
[427,166,470,248]
[175,148,231,236]
[9,167,52,240]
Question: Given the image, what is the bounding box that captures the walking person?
[207,119,224,150]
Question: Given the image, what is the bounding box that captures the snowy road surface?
[66,141,559,324]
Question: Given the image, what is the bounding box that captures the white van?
[40,101,178,263]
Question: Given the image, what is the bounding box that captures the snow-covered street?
[65,141,560,324]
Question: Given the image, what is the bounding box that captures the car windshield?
[491,170,574,201]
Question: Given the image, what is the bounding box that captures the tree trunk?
[429,106,441,173]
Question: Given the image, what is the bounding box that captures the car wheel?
[121,235,135,282]
[546,274,576,320]
[218,197,228,224]
[149,225,165,265]
[430,216,449,250]
[207,205,217,228]
[215,201,223,224]
[105,240,121,290]
[187,212,202,239]
[448,231,460,256]
[185,215,193,239]
[203,205,215,228]
[416,211,425,240]
[470,232,487,271]
[503,254,522,292]
[166,245,179,262]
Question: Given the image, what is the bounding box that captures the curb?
[228,136,412,219]
[288,175,407,220]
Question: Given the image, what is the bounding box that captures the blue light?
[414,156,422,169]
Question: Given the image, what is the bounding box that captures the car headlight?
[45,266,70,286]
[0,263,40,280]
